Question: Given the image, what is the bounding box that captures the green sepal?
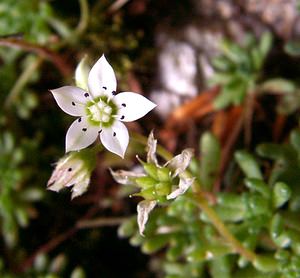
[157,167,171,182]
[135,176,157,189]
[155,182,171,196]
[143,163,158,179]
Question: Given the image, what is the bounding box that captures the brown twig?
[0,38,72,77]
[213,106,244,192]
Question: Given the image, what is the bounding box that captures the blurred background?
[1,0,300,277]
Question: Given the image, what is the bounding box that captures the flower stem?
[76,0,89,36]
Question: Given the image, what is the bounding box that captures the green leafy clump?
[118,127,300,277]
[210,33,272,109]
[0,132,44,247]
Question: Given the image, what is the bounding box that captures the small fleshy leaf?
[114,92,157,122]
[167,177,195,200]
[75,55,90,91]
[137,200,157,236]
[88,55,117,97]
[65,117,98,152]
[110,169,145,185]
[146,131,158,165]
[100,121,129,158]
[165,148,194,177]
[50,86,89,116]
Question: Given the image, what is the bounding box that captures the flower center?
[85,96,118,127]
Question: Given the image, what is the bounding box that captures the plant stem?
[193,187,256,262]
[5,56,43,108]
[77,217,128,229]
[76,0,89,36]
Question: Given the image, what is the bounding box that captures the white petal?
[75,55,90,91]
[66,117,99,152]
[137,200,157,236]
[165,148,194,177]
[146,130,158,165]
[50,86,91,116]
[167,177,195,200]
[100,121,129,158]
[109,169,145,185]
[114,92,157,122]
[88,55,117,97]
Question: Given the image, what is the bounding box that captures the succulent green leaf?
[235,150,263,179]
[254,255,278,273]
[199,132,221,191]
[244,178,270,199]
[272,182,291,208]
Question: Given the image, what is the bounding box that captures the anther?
[98,129,102,134]
[82,128,87,132]
[72,102,76,106]
[78,118,82,122]
[68,168,72,172]
[121,103,126,107]
[112,91,117,95]
[102,86,107,90]
[120,115,125,120]
[113,132,116,136]
[84,93,89,97]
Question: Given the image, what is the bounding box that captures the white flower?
[50,55,156,158]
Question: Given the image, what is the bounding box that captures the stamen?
[112,91,117,95]
[120,115,125,120]
[84,93,89,97]
[78,118,82,122]
[113,132,116,136]
[82,128,87,132]
[121,103,126,107]
[103,86,107,90]
[72,102,76,106]
[68,168,72,172]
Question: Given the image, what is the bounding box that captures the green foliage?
[0,132,44,247]
[119,126,300,277]
[210,33,272,109]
